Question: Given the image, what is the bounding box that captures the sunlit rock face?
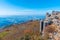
[43,11,60,40]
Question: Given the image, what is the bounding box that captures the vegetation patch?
[0,31,8,38]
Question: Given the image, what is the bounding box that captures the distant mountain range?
[0,15,45,29]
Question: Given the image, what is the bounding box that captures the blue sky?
[0,0,60,15]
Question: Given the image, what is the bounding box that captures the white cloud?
[0,8,56,15]
[0,7,46,15]
[0,1,52,16]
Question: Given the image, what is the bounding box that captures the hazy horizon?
[0,0,60,16]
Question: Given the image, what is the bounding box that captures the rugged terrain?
[0,20,40,40]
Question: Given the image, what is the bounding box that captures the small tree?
[24,33,31,40]
[20,37,24,40]
[20,33,31,40]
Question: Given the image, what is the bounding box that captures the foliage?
[25,34,31,40]
[0,31,8,38]
[20,32,43,40]
[20,33,31,40]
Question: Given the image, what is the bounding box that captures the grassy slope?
[0,20,40,40]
